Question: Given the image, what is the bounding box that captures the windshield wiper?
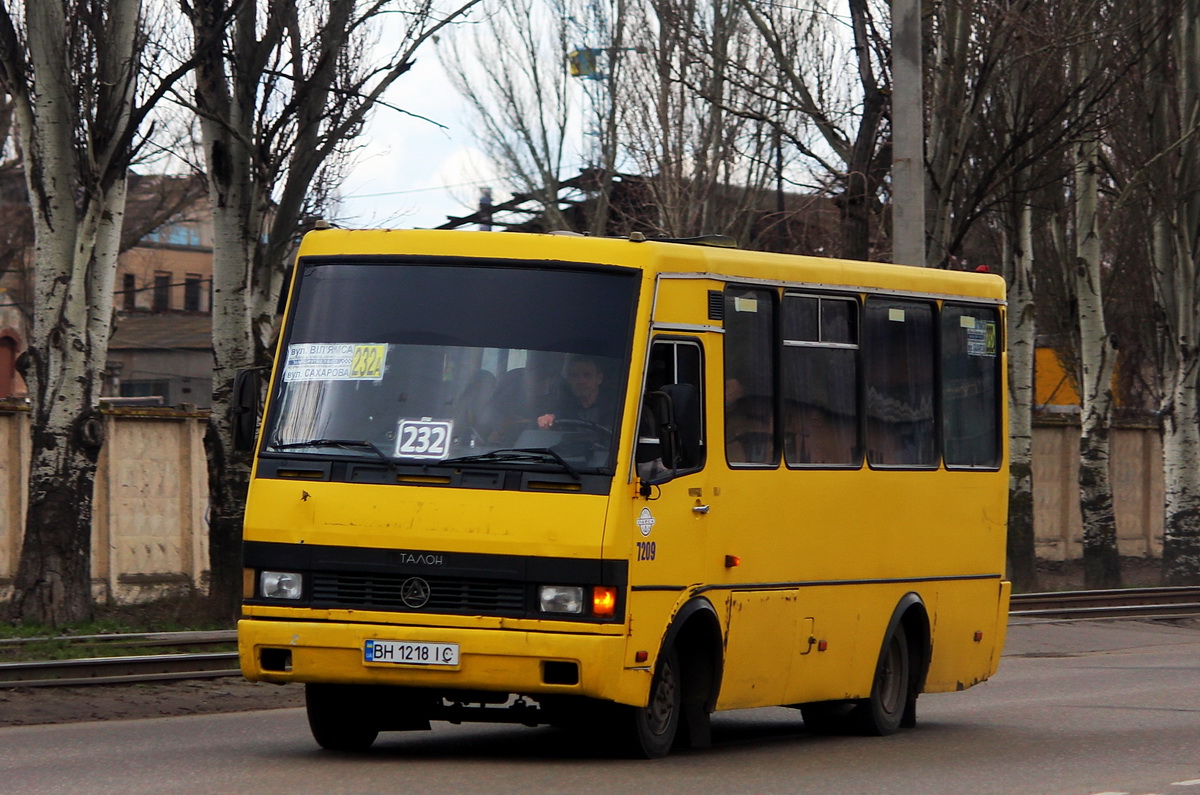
[441,448,580,480]
[269,438,396,473]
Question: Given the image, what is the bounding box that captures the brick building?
[0,173,214,407]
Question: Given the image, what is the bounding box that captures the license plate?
[364,639,459,667]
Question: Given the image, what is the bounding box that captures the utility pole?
[892,0,926,266]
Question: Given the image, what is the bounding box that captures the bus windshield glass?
[263,260,639,473]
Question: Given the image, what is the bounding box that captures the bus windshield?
[263,260,639,473]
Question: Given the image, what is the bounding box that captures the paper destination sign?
[282,343,387,382]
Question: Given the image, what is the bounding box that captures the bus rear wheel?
[615,646,681,758]
[306,683,379,751]
[851,624,910,736]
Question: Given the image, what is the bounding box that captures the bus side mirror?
[641,390,679,473]
[660,383,701,467]
[638,383,702,489]
[231,368,261,452]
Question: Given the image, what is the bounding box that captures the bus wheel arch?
[854,593,931,735]
[895,593,932,728]
[657,596,724,751]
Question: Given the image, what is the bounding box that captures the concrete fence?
[0,405,210,604]
[1033,422,1163,560]
[0,406,1168,604]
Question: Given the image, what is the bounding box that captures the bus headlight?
[539,585,584,614]
[260,570,303,600]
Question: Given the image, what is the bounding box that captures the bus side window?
[638,339,705,478]
[782,294,861,466]
[864,297,937,467]
[941,304,1001,468]
[725,286,778,466]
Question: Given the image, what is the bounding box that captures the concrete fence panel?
[1030,422,1161,561]
[0,406,210,604]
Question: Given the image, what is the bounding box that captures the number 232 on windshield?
[395,419,452,460]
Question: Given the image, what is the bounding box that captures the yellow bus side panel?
[651,276,723,329]
[701,463,1007,709]
[719,590,801,709]
[924,578,1011,692]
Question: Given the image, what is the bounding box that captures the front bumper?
[239,618,643,705]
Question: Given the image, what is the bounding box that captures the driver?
[538,356,614,428]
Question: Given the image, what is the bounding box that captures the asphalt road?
[2,619,1198,795]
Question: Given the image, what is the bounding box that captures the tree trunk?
[1156,172,1200,585]
[12,413,103,623]
[12,187,127,624]
[1073,123,1121,589]
[202,164,261,621]
[205,420,250,619]
[1155,1,1200,585]
[844,0,885,263]
[1005,198,1038,592]
[4,0,139,624]
[1161,357,1200,585]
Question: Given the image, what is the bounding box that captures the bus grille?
[310,571,527,614]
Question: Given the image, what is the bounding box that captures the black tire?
[305,683,379,751]
[851,624,910,736]
[616,647,682,758]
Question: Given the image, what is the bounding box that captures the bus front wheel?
[615,646,681,758]
[851,624,910,736]
[306,683,379,751]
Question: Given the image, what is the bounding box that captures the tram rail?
[1008,586,1200,621]
[2,589,1198,688]
[0,631,238,688]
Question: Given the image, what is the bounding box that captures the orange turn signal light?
[593,586,617,618]
[724,555,741,568]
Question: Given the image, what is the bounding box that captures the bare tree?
[444,1,796,245]
[444,0,583,231]
[0,0,189,624]
[617,0,781,244]
[925,0,1158,589]
[1070,26,1122,588]
[440,0,626,234]
[181,0,482,616]
[733,0,890,259]
[1122,0,1200,584]
[1031,7,1127,589]
[1002,185,1039,590]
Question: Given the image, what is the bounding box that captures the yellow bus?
[237,228,1010,757]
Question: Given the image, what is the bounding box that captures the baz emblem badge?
[400,577,432,608]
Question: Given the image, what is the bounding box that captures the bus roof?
[296,228,1006,303]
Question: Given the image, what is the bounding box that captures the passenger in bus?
[537,356,615,429]
[725,378,775,464]
[478,360,565,444]
[785,401,855,465]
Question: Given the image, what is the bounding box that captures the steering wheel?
[548,418,612,454]
[550,418,611,434]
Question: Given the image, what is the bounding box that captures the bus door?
[631,336,712,613]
